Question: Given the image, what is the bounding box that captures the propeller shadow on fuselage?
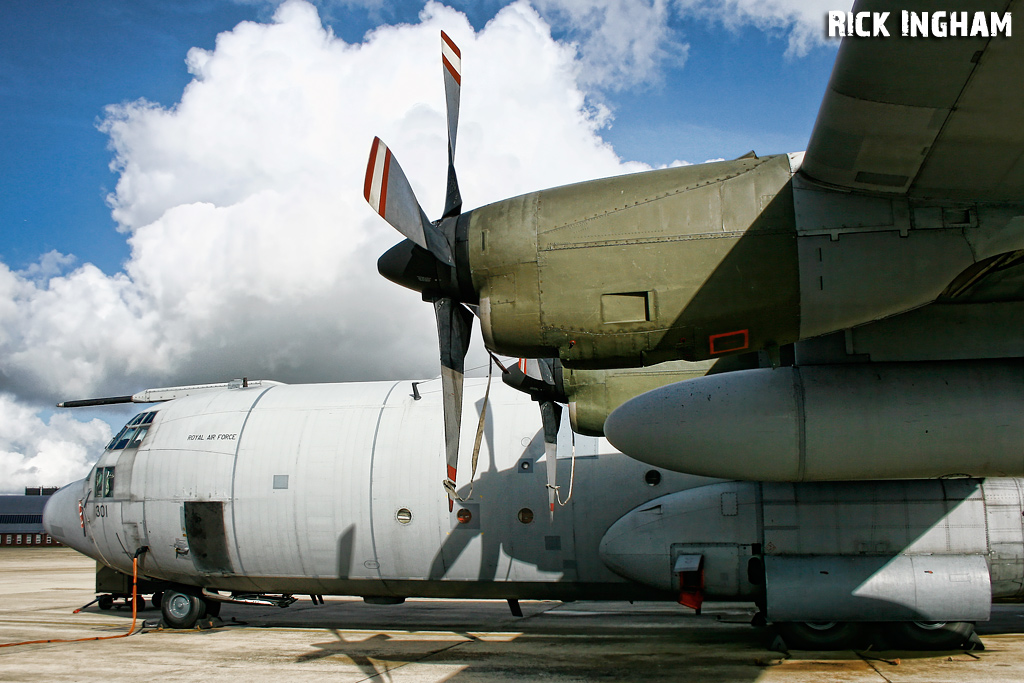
[428,395,569,582]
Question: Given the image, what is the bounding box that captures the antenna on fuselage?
[56,396,136,408]
[56,379,285,408]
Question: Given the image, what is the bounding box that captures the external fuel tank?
[604,359,1024,481]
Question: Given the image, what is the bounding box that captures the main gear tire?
[885,621,975,650]
[776,621,868,650]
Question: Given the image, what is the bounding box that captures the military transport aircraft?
[42,375,1024,650]
[43,0,1024,652]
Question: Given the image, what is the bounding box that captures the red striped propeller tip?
[363,137,391,217]
[441,32,461,84]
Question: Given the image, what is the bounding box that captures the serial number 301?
[94,504,108,517]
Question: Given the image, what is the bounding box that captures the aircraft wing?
[801,0,1022,201]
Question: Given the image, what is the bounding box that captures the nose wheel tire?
[884,621,975,650]
[776,621,868,650]
[161,590,207,629]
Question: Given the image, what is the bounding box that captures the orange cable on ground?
[0,556,142,648]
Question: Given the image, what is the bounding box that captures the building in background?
[0,488,63,547]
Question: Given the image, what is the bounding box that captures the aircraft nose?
[43,480,96,557]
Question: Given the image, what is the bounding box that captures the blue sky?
[1,0,836,274]
[0,0,844,490]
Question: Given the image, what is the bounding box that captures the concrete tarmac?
[4,548,1024,682]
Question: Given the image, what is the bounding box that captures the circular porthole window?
[517,508,534,524]
[396,508,413,524]
[644,469,662,486]
[456,508,473,524]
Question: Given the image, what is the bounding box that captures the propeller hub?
[378,214,477,304]
[377,239,440,295]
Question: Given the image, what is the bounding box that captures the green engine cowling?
[469,154,801,368]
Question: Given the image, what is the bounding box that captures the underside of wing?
[801,0,1023,201]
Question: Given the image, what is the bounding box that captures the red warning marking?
[441,31,461,58]
[441,31,461,84]
[363,137,392,218]
[447,464,457,481]
[363,138,378,202]
[708,329,749,355]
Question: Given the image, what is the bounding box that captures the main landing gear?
[159,590,221,629]
[773,620,978,650]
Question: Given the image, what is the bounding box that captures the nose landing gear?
[95,593,147,612]
[160,590,208,629]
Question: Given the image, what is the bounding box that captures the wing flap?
[802,0,1021,201]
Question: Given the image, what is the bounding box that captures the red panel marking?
[678,589,704,613]
[708,329,749,355]
[678,561,706,614]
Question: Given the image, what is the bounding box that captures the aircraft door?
[89,456,133,572]
[121,445,149,555]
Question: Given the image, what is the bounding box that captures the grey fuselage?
[43,378,1024,624]
[43,379,712,601]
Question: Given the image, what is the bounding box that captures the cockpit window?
[93,466,115,498]
[114,428,137,450]
[129,427,148,447]
[106,411,157,450]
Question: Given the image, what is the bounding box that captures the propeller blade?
[540,399,563,520]
[436,298,474,510]
[440,31,462,219]
[364,137,454,265]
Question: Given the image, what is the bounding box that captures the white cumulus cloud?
[0,0,648,491]
[533,0,688,89]
[675,0,852,57]
[0,395,112,493]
